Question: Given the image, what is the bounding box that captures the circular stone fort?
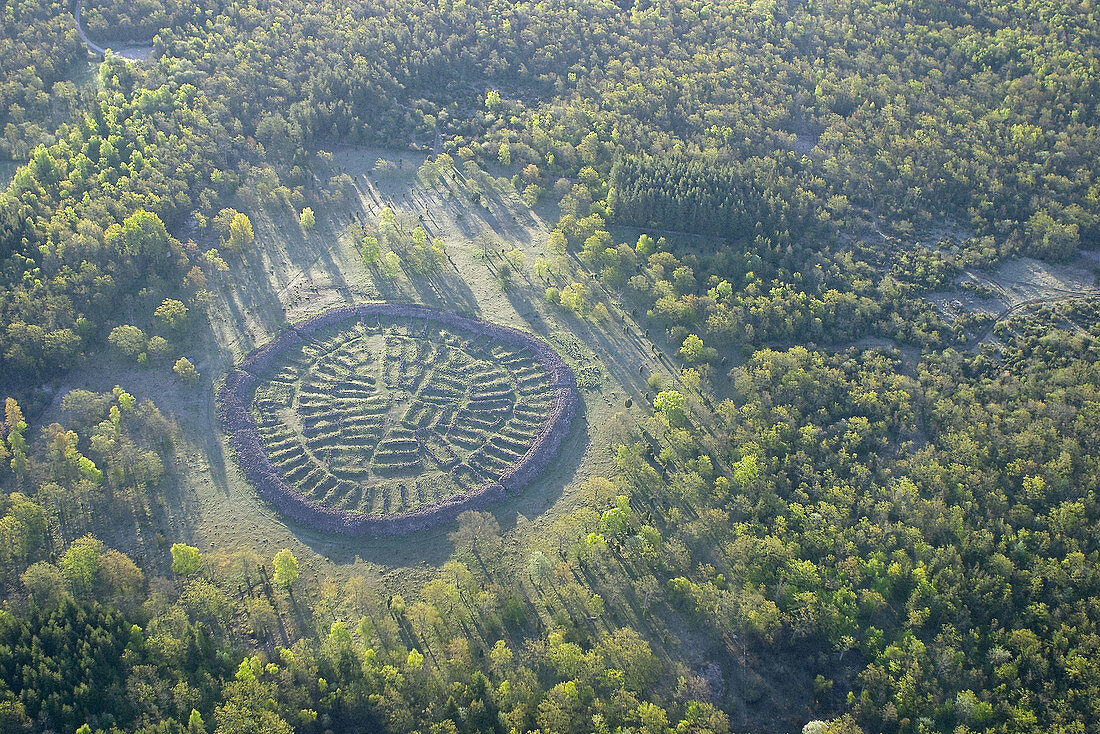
[218,304,578,536]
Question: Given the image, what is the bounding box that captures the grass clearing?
[40,148,687,595]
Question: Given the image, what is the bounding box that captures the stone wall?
[218,304,579,536]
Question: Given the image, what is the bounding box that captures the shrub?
[173,357,199,383]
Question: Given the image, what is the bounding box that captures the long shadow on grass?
[503,275,659,402]
[42,356,207,566]
[196,377,233,499]
[285,215,357,301]
[499,278,553,335]
[403,266,483,318]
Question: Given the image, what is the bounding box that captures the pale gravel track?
[72,2,152,61]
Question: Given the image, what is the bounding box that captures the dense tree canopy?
[0,0,1098,731]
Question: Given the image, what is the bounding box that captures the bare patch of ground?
[72,3,153,62]
[923,290,1003,325]
[926,252,1100,338]
[982,254,1100,301]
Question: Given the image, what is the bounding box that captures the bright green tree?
[680,333,705,362]
[108,325,147,360]
[361,236,381,266]
[173,357,200,383]
[60,535,105,590]
[105,210,171,269]
[654,390,686,425]
[272,548,299,587]
[227,212,254,251]
[187,709,207,734]
[600,495,632,535]
[732,453,761,489]
[299,207,316,229]
[380,251,402,278]
[78,455,103,484]
[559,282,587,314]
[154,299,189,333]
[171,543,203,576]
[406,648,424,671]
[7,419,27,478]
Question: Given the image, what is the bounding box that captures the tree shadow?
[546,301,660,401]
[32,356,209,564]
[403,267,483,318]
[499,276,546,327]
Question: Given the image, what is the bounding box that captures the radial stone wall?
[218,304,579,536]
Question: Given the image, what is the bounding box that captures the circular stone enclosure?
[218,304,579,536]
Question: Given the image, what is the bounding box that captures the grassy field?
[43,149,683,593]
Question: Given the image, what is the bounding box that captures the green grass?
[250,315,558,518]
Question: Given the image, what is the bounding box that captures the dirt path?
[973,293,1100,344]
[71,1,152,61]
[72,2,106,55]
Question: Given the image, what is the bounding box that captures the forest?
[1,0,1099,732]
